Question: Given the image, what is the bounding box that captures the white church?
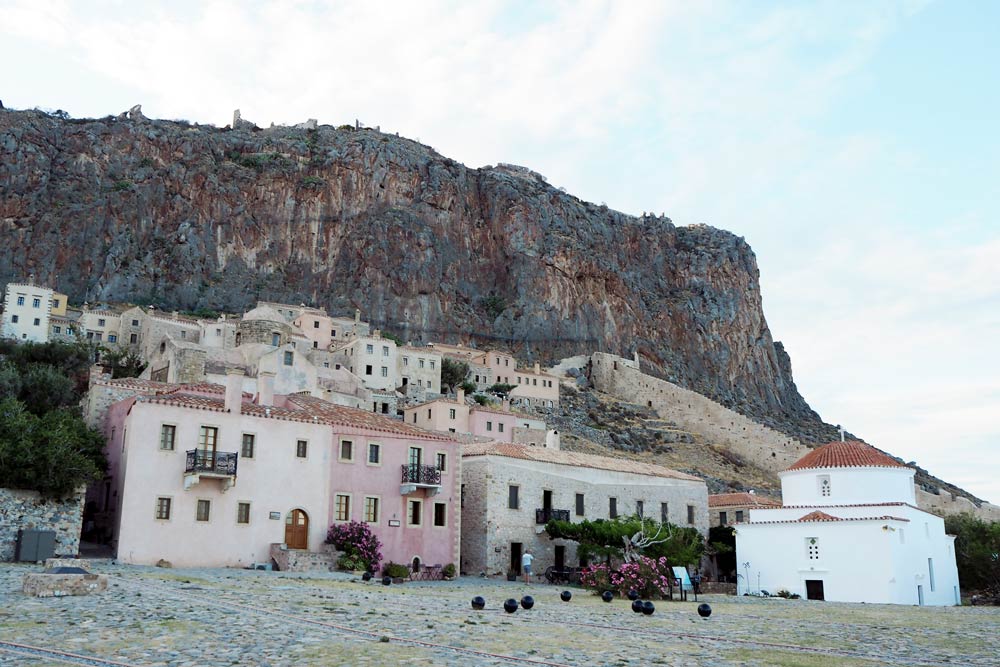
[735,439,960,605]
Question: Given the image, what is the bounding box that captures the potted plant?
[506,568,517,582]
[442,563,456,580]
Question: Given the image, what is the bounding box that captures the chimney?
[457,387,465,404]
[354,308,361,326]
[533,362,540,374]
[225,367,245,415]
[258,370,276,407]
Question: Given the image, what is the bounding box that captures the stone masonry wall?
[590,353,809,472]
[0,487,85,561]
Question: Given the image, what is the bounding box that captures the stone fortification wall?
[590,353,808,471]
[917,488,1000,522]
[0,488,85,561]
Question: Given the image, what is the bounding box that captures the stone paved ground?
[1,562,997,667]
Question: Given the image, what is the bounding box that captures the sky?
[1,0,997,503]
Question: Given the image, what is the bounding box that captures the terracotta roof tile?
[709,492,782,508]
[462,442,702,482]
[786,440,909,472]
[284,394,454,441]
[749,514,910,525]
[797,510,840,522]
[95,377,176,393]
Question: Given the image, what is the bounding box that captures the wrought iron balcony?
[536,508,571,525]
[185,450,238,476]
[401,464,441,486]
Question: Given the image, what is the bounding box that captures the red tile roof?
[463,442,702,482]
[709,492,782,508]
[749,514,910,525]
[785,440,909,472]
[95,377,176,393]
[285,395,454,441]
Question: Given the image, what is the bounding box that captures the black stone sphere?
[362,572,372,581]
[560,590,572,602]
[641,601,655,615]
[627,589,640,601]
[601,591,614,603]
[698,603,712,618]
[520,595,535,610]
[631,599,644,613]
[382,576,391,586]
[471,596,486,610]
[503,598,519,613]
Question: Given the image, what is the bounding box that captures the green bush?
[459,380,477,394]
[442,563,456,578]
[299,175,325,188]
[441,358,469,393]
[487,383,516,397]
[336,554,360,571]
[382,561,410,578]
[112,180,133,192]
[472,394,491,406]
[479,295,507,319]
[946,513,1000,594]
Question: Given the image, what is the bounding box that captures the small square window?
[296,440,308,458]
[159,424,176,451]
[366,344,374,354]
[237,502,251,524]
[16,296,24,306]
[368,443,380,464]
[241,433,255,458]
[340,440,353,461]
[33,298,41,308]
[53,326,61,334]
[132,319,139,326]
[108,334,117,342]
[33,318,40,326]
[196,499,211,522]
[98,318,106,326]
[155,497,172,520]
[11,315,18,323]
[433,502,446,527]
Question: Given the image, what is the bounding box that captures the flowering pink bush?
[580,556,677,599]
[326,520,382,572]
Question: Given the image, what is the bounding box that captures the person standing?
[521,550,534,583]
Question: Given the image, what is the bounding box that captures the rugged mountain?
[2,107,817,433]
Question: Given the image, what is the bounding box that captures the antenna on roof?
[838,425,845,442]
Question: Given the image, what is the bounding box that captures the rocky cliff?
[0,107,819,433]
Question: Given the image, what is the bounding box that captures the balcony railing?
[401,464,441,486]
[185,450,238,476]
[536,508,571,524]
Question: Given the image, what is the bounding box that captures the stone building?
[460,443,707,577]
[1,279,60,342]
[709,491,782,527]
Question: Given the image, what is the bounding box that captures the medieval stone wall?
[0,487,85,561]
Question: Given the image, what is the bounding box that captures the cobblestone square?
[1,563,996,667]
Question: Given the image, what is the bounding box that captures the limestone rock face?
[0,108,817,428]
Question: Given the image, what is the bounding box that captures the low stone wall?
[45,558,94,570]
[699,582,737,595]
[269,543,341,572]
[0,487,85,561]
[23,572,108,597]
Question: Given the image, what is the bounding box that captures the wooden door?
[285,509,309,550]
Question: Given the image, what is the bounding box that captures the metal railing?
[185,450,238,476]
[400,464,441,485]
[535,508,570,524]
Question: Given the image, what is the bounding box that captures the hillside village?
[2,274,997,607]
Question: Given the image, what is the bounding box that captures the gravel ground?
[1,561,997,667]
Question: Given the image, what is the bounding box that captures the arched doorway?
[285,509,309,550]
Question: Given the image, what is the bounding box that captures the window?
[33,297,41,308]
[33,318,40,326]
[364,497,379,523]
[335,494,351,521]
[436,452,446,471]
[108,334,117,343]
[368,443,381,464]
[365,365,373,376]
[283,351,294,366]
[313,321,319,328]
[419,359,425,368]
[575,493,585,516]
[94,332,102,341]
[687,505,695,525]
[16,296,24,305]
[806,537,820,560]
[461,484,466,508]
[198,426,218,453]
[818,475,831,497]
[271,333,281,346]
[10,315,18,323]
[403,356,409,366]
[241,433,255,458]
[928,558,936,592]
[313,341,318,349]
[296,440,308,458]
[382,345,389,356]
[340,439,353,461]
[430,360,435,369]
[196,499,211,522]
[97,318,106,326]
[216,328,222,336]
[132,319,139,326]
[53,299,60,308]
[331,329,337,337]
[381,366,388,377]
[508,485,520,509]
[719,511,728,526]
[237,502,251,524]
[180,331,186,339]
[735,510,744,523]
[449,408,456,419]
[498,423,504,433]
[486,421,493,432]
[53,326,61,334]
[609,497,618,519]
[433,502,446,527]
[159,424,176,450]
[408,499,422,526]
[366,344,374,354]
[636,500,644,518]
[155,497,172,520]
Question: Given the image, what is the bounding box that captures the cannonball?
[560,590,572,602]
[601,590,614,603]
[627,589,640,601]
[631,599,644,613]
[641,601,655,615]
[520,595,534,610]
[471,596,486,610]
[697,603,712,618]
[362,572,372,581]
[382,576,391,586]
[503,598,518,613]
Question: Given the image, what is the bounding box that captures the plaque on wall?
[388,519,401,527]
[269,512,281,520]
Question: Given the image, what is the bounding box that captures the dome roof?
[242,305,286,323]
[785,440,909,472]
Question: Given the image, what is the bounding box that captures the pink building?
[103,370,460,570]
